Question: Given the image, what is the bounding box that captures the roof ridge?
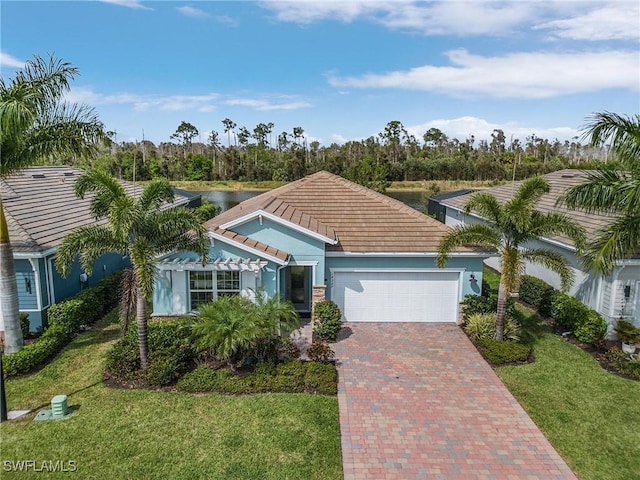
[3,206,40,251]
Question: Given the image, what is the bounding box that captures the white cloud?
[99,0,152,11]
[406,116,580,144]
[0,51,25,68]
[260,1,638,39]
[176,6,210,19]
[328,49,639,98]
[534,3,640,40]
[66,87,219,112]
[224,97,312,111]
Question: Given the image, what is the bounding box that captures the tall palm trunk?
[136,285,149,369]
[495,281,508,341]
[0,200,23,354]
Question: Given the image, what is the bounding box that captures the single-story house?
[0,166,196,332]
[437,169,640,327]
[153,171,490,323]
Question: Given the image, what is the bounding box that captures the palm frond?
[74,169,127,218]
[503,176,550,232]
[521,248,575,291]
[583,112,640,166]
[463,192,502,225]
[142,208,209,260]
[581,214,640,275]
[138,179,175,213]
[55,225,126,277]
[527,212,586,251]
[559,167,632,213]
[437,223,501,267]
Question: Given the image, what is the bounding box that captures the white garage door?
[332,271,460,323]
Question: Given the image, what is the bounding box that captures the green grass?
[497,335,640,480]
[1,312,342,479]
[481,266,640,478]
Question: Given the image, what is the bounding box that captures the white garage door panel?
[333,271,459,322]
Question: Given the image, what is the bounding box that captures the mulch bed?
[546,317,639,382]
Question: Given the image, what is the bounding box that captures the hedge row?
[177,360,338,396]
[519,275,607,344]
[4,272,123,377]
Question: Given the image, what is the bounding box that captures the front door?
[286,266,311,313]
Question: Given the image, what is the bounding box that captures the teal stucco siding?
[233,218,326,285]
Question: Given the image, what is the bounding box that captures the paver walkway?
[333,323,578,480]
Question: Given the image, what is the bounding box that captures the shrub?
[615,320,640,344]
[574,310,608,345]
[4,273,122,377]
[461,294,515,322]
[307,341,336,363]
[478,339,532,365]
[313,300,343,342]
[105,318,195,382]
[176,360,338,395]
[551,293,590,330]
[3,325,70,376]
[192,296,258,369]
[176,365,219,392]
[105,340,140,378]
[304,362,338,395]
[464,313,520,342]
[518,275,556,317]
[277,337,301,361]
[146,347,193,387]
[253,361,277,376]
[20,313,30,337]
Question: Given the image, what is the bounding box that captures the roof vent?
[561,174,575,178]
[31,174,45,179]
[63,172,74,177]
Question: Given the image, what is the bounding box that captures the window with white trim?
[216,271,240,297]
[189,271,214,311]
[189,270,241,310]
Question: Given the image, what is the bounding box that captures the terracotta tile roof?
[209,227,289,263]
[206,171,476,254]
[2,166,191,254]
[441,169,624,250]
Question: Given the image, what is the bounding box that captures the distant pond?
[194,189,430,213]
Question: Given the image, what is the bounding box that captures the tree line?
[62,119,613,191]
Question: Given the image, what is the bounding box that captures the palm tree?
[55,170,208,368]
[437,176,585,340]
[559,112,640,275]
[0,54,104,354]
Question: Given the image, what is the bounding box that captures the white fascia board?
[220,210,338,245]
[13,248,57,259]
[208,230,288,266]
[325,251,493,258]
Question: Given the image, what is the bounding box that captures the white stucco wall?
[444,208,640,326]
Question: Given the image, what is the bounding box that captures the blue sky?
[2,1,638,146]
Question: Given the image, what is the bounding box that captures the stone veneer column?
[311,285,327,324]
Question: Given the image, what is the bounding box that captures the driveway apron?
[333,323,577,480]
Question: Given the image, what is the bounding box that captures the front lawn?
[497,334,640,480]
[1,312,342,480]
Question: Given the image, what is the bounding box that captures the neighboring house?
[154,171,490,323]
[437,169,640,327]
[1,166,196,332]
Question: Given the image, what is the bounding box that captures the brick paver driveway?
[333,323,577,480]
